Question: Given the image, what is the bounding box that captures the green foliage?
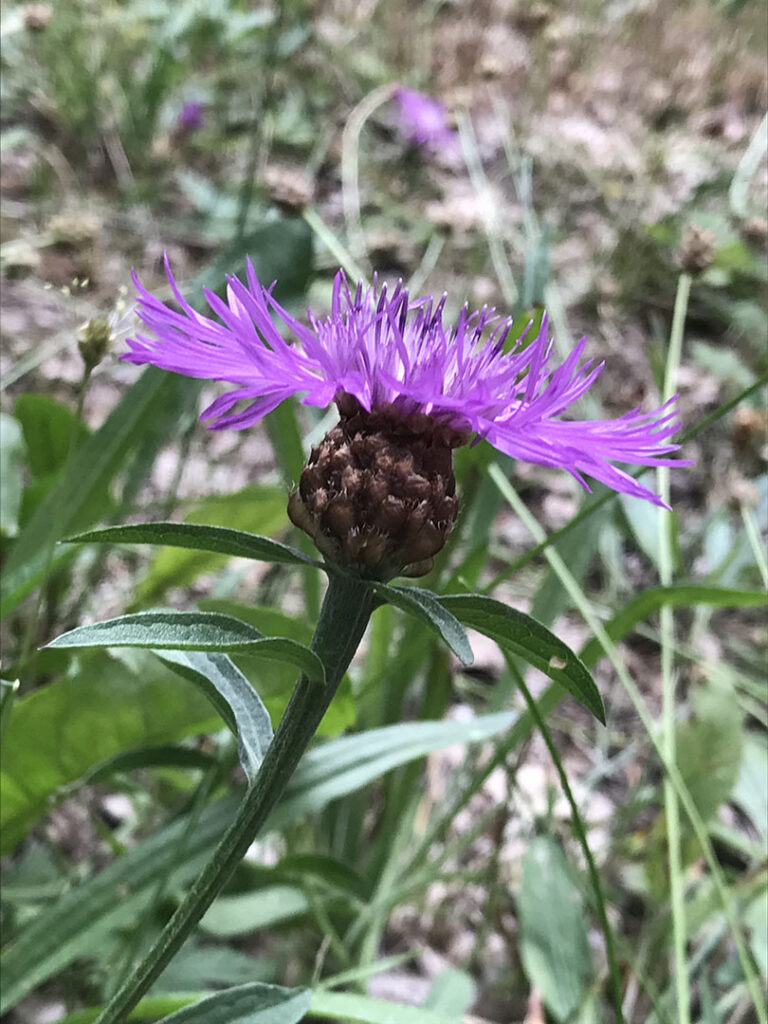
[134,486,289,606]
[15,393,90,479]
[374,583,474,666]
[1,368,177,616]
[197,600,354,737]
[46,609,326,681]
[518,836,593,1022]
[677,683,744,827]
[157,651,273,783]
[1,2,766,1020]
[68,522,321,568]
[0,650,220,853]
[0,712,515,1012]
[441,594,605,722]
[156,984,312,1024]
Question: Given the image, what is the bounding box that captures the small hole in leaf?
[549,655,567,671]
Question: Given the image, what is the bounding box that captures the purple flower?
[177,101,204,133]
[124,259,691,508]
[393,86,459,157]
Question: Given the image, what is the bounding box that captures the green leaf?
[518,836,593,1023]
[0,650,220,853]
[1,367,178,616]
[199,217,313,306]
[14,392,89,478]
[269,711,515,831]
[0,712,515,1011]
[65,522,321,569]
[153,941,276,993]
[0,413,23,536]
[440,594,605,723]
[733,732,768,841]
[374,584,474,666]
[82,745,215,786]
[308,991,457,1024]
[422,969,476,1015]
[277,852,370,901]
[40,994,206,1024]
[135,486,288,606]
[157,651,273,783]
[677,683,743,825]
[197,601,354,738]
[157,983,312,1024]
[200,886,309,937]
[0,677,19,743]
[744,890,768,979]
[263,396,306,486]
[45,611,325,683]
[579,585,768,668]
[0,790,243,1013]
[53,984,312,1024]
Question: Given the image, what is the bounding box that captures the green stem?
[94,574,375,1024]
[659,272,690,1024]
[489,466,766,1024]
[509,661,626,1024]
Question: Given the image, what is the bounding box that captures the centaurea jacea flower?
[125,262,690,576]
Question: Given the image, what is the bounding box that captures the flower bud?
[678,225,716,276]
[77,317,112,372]
[288,396,465,579]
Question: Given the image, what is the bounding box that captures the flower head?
[177,101,204,134]
[393,86,459,157]
[126,258,689,511]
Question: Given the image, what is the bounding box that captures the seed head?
[78,317,112,371]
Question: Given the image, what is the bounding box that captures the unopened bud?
[78,317,112,371]
[678,225,716,276]
[288,395,466,579]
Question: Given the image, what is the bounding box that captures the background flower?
[393,85,459,157]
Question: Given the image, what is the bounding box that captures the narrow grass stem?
[508,660,626,1023]
[741,502,768,589]
[341,83,398,266]
[488,465,767,1024]
[457,112,518,308]
[659,271,691,1024]
[94,574,375,1024]
[302,206,370,286]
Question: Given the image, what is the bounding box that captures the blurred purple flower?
[177,101,204,133]
[393,86,459,157]
[124,260,691,507]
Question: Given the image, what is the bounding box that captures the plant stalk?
[659,271,690,1024]
[94,573,375,1024]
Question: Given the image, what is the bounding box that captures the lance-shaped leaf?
[64,522,322,570]
[374,584,474,666]
[157,982,312,1024]
[45,611,325,684]
[157,651,273,783]
[439,594,604,723]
